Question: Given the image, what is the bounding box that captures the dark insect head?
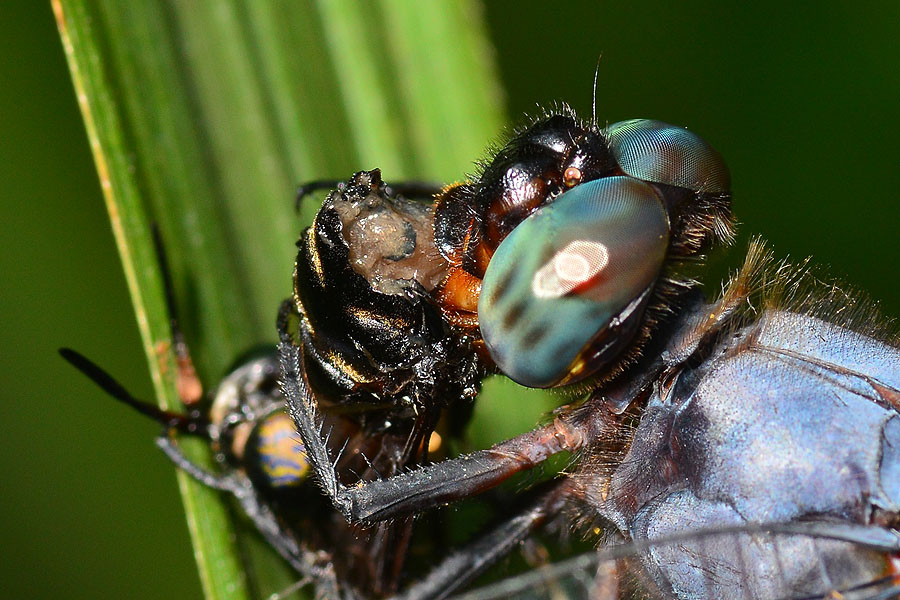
[292,109,734,397]
[431,111,734,389]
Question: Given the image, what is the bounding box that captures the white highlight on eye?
[532,240,610,298]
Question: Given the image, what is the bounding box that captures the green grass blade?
[54,2,254,598]
[54,0,507,598]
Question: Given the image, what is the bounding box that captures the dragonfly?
[67,103,900,599]
[279,105,900,599]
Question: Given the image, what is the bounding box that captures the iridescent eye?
[605,119,730,194]
[478,177,669,388]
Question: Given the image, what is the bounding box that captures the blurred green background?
[2,2,898,598]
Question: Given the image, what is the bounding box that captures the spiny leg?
[277,323,585,524]
[394,479,576,600]
[157,435,339,588]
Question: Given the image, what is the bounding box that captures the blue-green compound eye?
[605,119,730,194]
[478,177,669,388]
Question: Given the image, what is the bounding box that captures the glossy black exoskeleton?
[279,168,498,597]
[64,341,472,598]
[293,169,483,413]
[278,106,735,595]
[282,168,486,485]
[432,110,732,387]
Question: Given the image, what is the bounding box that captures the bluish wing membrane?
[451,522,900,600]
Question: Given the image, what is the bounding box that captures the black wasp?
[281,104,900,599]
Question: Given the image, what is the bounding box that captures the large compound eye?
[478,176,669,388]
[605,119,730,194]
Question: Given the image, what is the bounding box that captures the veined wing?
[453,522,900,600]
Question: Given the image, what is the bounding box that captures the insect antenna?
[59,348,208,435]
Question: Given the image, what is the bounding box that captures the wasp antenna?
[591,55,603,129]
[59,347,205,434]
[151,224,203,405]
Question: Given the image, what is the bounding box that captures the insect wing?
[451,523,900,600]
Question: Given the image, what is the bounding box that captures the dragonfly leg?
[393,479,576,600]
[277,323,585,524]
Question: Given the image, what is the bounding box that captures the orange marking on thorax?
[438,267,482,314]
